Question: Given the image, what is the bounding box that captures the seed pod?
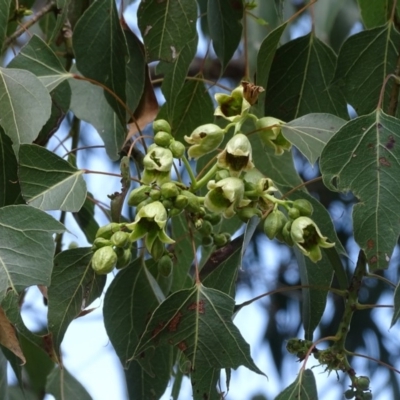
[153,119,171,134]
[154,131,173,147]
[116,248,132,270]
[158,254,173,277]
[293,199,313,216]
[95,223,121,239]
[111,231,130,248]
[169,140,185,158]
[91,246,117,275]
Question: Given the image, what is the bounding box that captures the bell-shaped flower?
[217,133,254,176]
[214,86,251,122]
[184,124,225,159]
[204,177,250,218]
[256,117,291,155]
[126,201,174,257]
[290,216,335,262]
[142,145,174,185]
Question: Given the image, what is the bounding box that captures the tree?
[1,0,400,399]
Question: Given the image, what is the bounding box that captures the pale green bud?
[160,182,180,199]
[184,124,225,159]
[169,140,185,158]
[153,119,171,134]
[158,254,173,277]
[92,246,117,275]
[128,185,151,206]
[95,222,121,240]
[264,210,286,239]
[111,231,130,248]
[116,248,132,270]
[154,131,173,147]
[293,199,313,216]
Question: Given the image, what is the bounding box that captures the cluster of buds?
[344,376,372,400]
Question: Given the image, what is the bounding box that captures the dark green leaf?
[46,366,92,400]
[191,362,221,400]
[7,35,72,92]
[18,144,87,212]
[333,23,400,116]
[0,206,64,299]
[138,0,197,62]
[357,0,396,28]
[392,280,400,327]
[8,386,37,400]
[69,77,126,161]
[73,0,128,122]
[1,344,22,391]
[207,0,244,72]
[48,247,106,355]
[72,194,99,243]
[0,348,8,400]
[275,369,317,400]
[265,33,348,122]
[0,67,51,151]
[321,110,400,270]
[0,128,22,206]
[133,284,265,377]
[0,0,11,50]
[281,113,347,164]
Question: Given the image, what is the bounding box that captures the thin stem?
[282,176,323,199]
[84,169,140,183]
[192,164,218,191]
[182,156,197,187]
[243,4,249,80]
[366,272,396,288]
[62,145,105,158]
[347,351,400,375]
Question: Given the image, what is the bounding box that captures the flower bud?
[204,212,222,225]
[128,185,151,206]
[344,389,355,399]
[160,182,180,199]
[158,254,173,277]
[154,131,173,147]
[95,223,121,240]
[256,116,291,155]
[149,188,161,201]
[116,248,132,269]
[197,220,213,237]
[181,190,202,213]
[153,119,171,134]
[293,199,313,216]
[184,124,225,159]
[169,140,185,158]
[149,237,165,261]
[263,209,286,239]
[282,221,294,246]
[202,236,214,247]
[173,194,189,210]
[237,207,262,222]
[213,233,228,247]
[91,246,117,274]
[111,231,130,248]
[288,207,300,220]
[92,237,112,250]
[356,376,370,391]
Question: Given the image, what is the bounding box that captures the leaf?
[333,23,400,116]
[0,128,23,206]
[73,0,128,123]
[103,258,171,399]
[320,110,400,270]
[207,0,244,72]
[281,113,347,164]
[256,22,287,113]
[69,77,126,161]
[7,35,72,92]
[357,0,396,28]
[264,33,348,122]
[0,67,52,151]
[0,348,8,400]
[0,306,25,364]
[191,362,221,400]
[392,280,400,327]
[18,144,87,212]
[48,247,106,355]
[133,284,265,378]
[275,369,317,400]
[46,366,92,400]
[0,0,11,50]
[138,0,198,62]
[72,194,99,243]
[0,205,64,299]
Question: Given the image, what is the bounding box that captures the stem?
[192,164,218,191]
[84,169,140,183]
[2,1,57,51]
[182,156,197,187]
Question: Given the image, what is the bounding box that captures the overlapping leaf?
[357,0,400,28]
[7,35,72,92]
[0,348,7,398]
[0,0,11,50]
[0,205,64,299]
[138,0,197,62]
[275,369,317,400]
[321,110,400,270]
[73,194,99,243]
[281,113,347,164]
[48,248,106,355]
[73,0,128,122]
[133,284,265,379]
[264,33,348,122]
[0,306,25,364]
[18,144,86,212]
[207,0,244,72]
[333,23,400,116]
[0,67,51,151]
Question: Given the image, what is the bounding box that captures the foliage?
[1,0,400,399]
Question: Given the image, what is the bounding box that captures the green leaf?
[7,35,72,92]
[138,0,198,62]
[103,258,171,399]
[320,110,400,270]
[48,247,106,355]
[207,0,244,72]
[0,128,23,206]
[264,33,348,122]
[18,144,87,212]
[72,194,100,243]
[256,22,287,114]
[0,205,64,299]
[357,0,396,28]
[275,369,317,400]
[133,284,265,378]
[46,366,92,400]
[191,362,221,400]
[0,348,7,400]
[333,23,400,116]
[391,280,400,327]
[73,0,128,122]
[0,67,51,151]
[69,77,126,161]
[281,113,347,164]
[0,0,11,50]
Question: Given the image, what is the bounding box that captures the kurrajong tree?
[1,0,400,399]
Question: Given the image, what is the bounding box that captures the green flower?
[217,133,254,176]
[184,124,225,159]
[214,86,251,122]
[204,177,250,218]
[256,117,291,155]
[126,201,174,259]
[290,217,335,262]
[142,145,174,185]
